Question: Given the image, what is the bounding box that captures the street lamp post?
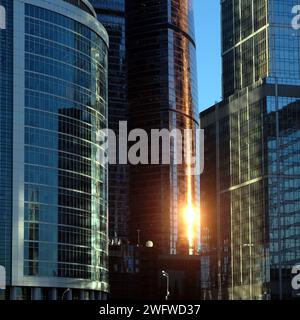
[62,288,70,300]
[162,270,170,301]
[137,229,141,247]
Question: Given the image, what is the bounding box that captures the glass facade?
[63,0,95,16]
[0,0,13,296]
[201,0,300,300]
[222,0,268,98]
[222,0,300,98]
[90,0,129,241]
[266,93,300,299]
[0,0,109,300]
[201,83,300,300]
[126,0,200,255]
[268,0,300,85]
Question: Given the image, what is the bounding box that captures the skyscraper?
[90,0,129,242]
[201,0,300,300]
[126,0,200,255]
[0,0,109,300]
[89,0,202,300]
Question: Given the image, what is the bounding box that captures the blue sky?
[194,0,221,112]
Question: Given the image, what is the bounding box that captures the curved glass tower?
[126,0,200,255]
[0,0,109,300]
